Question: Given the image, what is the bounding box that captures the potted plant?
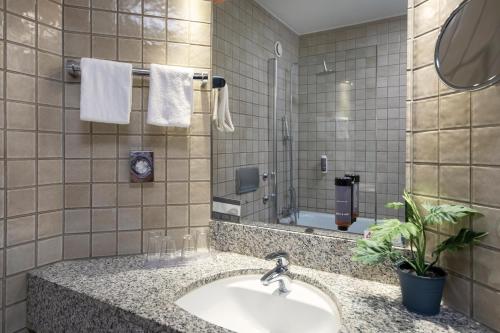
[352,191,487,316]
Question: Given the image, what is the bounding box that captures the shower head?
[316,59,335,76]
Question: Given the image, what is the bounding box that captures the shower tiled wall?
[0,0,212,331]
[212,0,299,222]
[298,16,407,219]
[212,3,406,222]
[408,0,500,331]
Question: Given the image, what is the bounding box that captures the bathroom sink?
[175,274,341,333]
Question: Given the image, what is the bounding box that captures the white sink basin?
[175,274,341,333]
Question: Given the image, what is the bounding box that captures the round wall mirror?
[435,0,500,91]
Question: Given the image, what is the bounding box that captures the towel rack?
[65,59,226,88]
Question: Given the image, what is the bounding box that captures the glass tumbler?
[145,232,162,267]
[160,236,179,266]
[195,231,210,258]
[181,234,196,261]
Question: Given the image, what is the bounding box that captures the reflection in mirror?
[212,1,407,235]
[435,0,500,90]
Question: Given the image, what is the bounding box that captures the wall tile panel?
[408,0,500,329]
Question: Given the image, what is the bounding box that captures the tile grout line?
[469,69,474,318]
[89,0,94,258]
[140,0,145,253]
[164,0,168,239]
[61,0,66,262]
[34,0,39,284]
[2,0,6,329]
[114,1,119,256]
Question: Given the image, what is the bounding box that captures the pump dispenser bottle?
[335,177,353,231]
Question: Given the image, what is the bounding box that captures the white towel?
[80,58,132,124]
[212,84,234,132]
[147,64,194,127]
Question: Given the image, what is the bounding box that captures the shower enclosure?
[296,45,381,230]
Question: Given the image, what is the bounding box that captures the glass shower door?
[333,46,378,231]
[293,44,379,232]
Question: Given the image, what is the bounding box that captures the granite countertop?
[28,252,491,333]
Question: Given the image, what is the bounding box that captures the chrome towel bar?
[65,59,226,88]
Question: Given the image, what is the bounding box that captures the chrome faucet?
[261,251,291,294]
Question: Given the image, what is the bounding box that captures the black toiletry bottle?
[345,174,360,223]
[335,177,353,231]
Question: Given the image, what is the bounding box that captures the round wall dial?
[274,41,283,58]
[130,151,154,183]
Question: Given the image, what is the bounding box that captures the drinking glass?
[160,235,179,266]
[181,234,196,260]
[145,232,162,267]
[195,231,210,258]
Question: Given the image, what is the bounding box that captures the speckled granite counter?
[27,252,490,333]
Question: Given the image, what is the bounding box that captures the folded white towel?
[212,84,234,132]
[80,58,133,124]
[147,64,194,127]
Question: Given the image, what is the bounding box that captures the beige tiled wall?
[408,0,500,331]
[0,0,212,331]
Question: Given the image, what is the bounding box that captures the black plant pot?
[397,262,447,316]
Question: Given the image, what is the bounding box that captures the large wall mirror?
[211,0,408,236]
[435,0,500,90]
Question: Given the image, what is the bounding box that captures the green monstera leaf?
[434,228,488,256]
[352,191,487,276]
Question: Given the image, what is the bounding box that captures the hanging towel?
[212,84,234,132]
[80,58,133,124]
[147,64,194,127]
